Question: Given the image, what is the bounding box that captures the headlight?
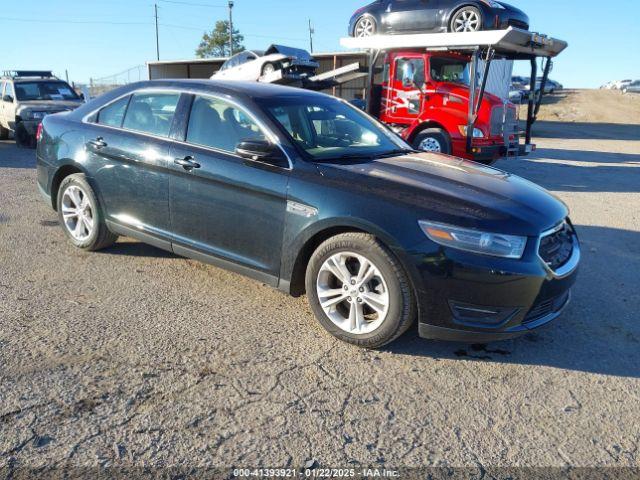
[458,126,485,138]
[483,0,505,9]
[419,221,527,259]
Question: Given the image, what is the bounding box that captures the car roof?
[128,79,330,101]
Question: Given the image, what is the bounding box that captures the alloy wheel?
[316,251,390,335]
[453,9,481,32]
[419,137,442,152]
[61,185,94,241]
[355,17,375,37]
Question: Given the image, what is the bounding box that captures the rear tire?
[450,6,482,32]
[57,173,118,251]
[354,16,377,37]
[15,122,33,148]
[413,128,452,155]
[305,233,416,349]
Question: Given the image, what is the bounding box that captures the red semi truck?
[339,28,568,164]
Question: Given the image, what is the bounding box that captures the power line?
[158,0,226,7]
[0,16,150,26]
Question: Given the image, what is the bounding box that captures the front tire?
[305,233,416,348]
[450,7,482,32]
[0,124,8,140]
[354,16,377,37]
[57,173,118,251]
[413,128,452,155]
[261,62,278,76]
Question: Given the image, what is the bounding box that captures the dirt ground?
[0,90,639,478]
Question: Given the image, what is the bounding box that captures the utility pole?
[308,19,314,53]
[154,4,160,61]
[228,1,234,57]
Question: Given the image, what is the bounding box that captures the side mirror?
[401,62,416,88]
[235,139,289,168]
[2,95,13,103]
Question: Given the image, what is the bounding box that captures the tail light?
[36,123,44,142]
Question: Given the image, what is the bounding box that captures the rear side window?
[186,95,266,152]
[122,92,180,137]
[97,95,130,127]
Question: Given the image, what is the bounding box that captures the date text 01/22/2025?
[232,467,400,478]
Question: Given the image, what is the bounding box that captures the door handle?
[174,155,201,171]
[88,137,107,149]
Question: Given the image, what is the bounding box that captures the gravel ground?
[0,118,639,477]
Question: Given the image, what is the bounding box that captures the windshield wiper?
[376,148,419,158]
[315,149,417,163]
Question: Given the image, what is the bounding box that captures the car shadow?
[98,241,178,259]
[0,140,36,168]
[384,225,640,379]
[496,147,640,194]
[532,121,640,141]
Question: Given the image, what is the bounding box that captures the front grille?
[524,292,570,324]
[539,222,574,271]
[490,106,504,136]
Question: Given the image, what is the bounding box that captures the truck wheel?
[413,128,452,155]
[0,124,8,140]
[57,173,118,251]
[15,122,31,148]
[450,7,482,32]
[354,16,377,37]
[305,233,416,348]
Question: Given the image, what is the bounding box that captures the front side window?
[3,82,15,100]
[429,57,470,85]
[97,95,130,128]
[186,95,266,152]
[256,96,410,162]
[13,81,79,101]
[122,92,180,137]
[395,57,425,87]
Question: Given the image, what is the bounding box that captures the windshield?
[430,57,470,85]
[14,81,80,101]
[256,95,411,162]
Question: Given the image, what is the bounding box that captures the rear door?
[83,91,181,246]
[168,94,289,280]
[384,0,440,32]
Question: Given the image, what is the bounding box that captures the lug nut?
[357,298,363,303]
[359,287,364,293]
[347,297,352,302]
[344,285,349,291]
[350,280,356,285]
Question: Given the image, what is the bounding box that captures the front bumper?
[407,227,580,343]
[452,139,533,163]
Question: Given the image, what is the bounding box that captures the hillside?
[530,89,640,125]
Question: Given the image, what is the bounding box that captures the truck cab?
[377,50,519,164]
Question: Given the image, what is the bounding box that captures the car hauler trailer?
[338,28,568,163]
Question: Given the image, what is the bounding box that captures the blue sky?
[2,0,639,87]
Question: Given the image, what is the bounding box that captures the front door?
[383,54,426,124]
[168,94,289,279]
[384,0,440,32]
[84,91,181,244]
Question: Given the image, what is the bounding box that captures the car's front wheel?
[450,7,482,32]
[306,233,415,348]
[261,62,278,76]
[57,173,118,251]
[354,16,377,37]
[0,124,9,140]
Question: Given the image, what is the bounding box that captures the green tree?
[196,20,244,58]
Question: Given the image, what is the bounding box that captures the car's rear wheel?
[413,128,452,155]
[450,7,482,32]
[57,173,118,251]
[305,233,415,348]
[261,62,278,76]
[354,16,377,37]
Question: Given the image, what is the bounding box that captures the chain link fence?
[87,65,147,99]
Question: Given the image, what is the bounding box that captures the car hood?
[17,100,83,111]
[320,152,568,236]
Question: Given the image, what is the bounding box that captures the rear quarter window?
[96,95,131,128]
